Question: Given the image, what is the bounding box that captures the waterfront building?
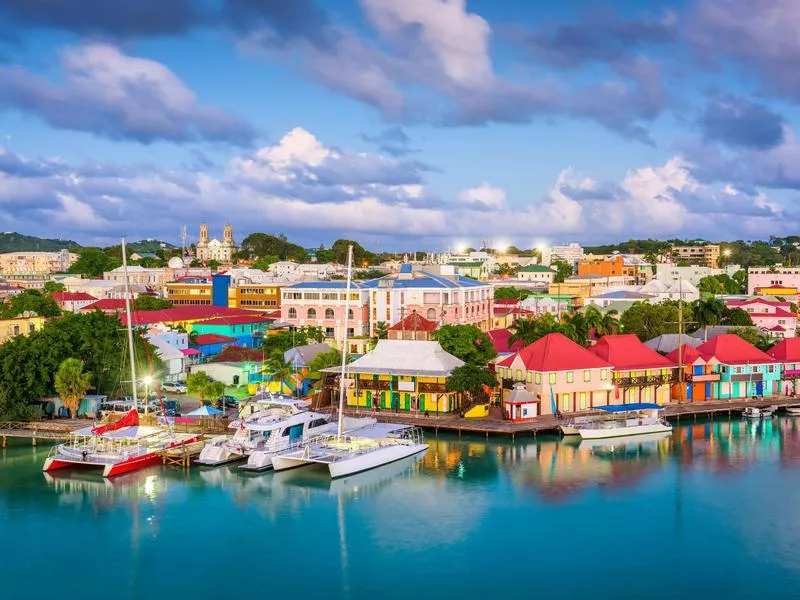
[747,266,800,295]
[589,335,677,405]
[0,250,78,278]
[696,334,779,399]
[671,244,721,268]
[495,333,612,417]
[666,344,720,402]
[541,243,584,267]
[387,311,438,341]
[725,298,797,338]
[0,315,46,345]
[50,291,98,313]
[516,265,556,284]
[189,314,272,348]
[767,338,800,395]
[196,223,236,263]
[324,340,464,414]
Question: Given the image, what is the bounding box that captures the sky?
[0,0,799,251]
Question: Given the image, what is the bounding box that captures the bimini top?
[595,403,664,413]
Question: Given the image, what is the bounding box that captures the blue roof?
[595,403,664,413]
[286,281,365,289]
[594,291,651,299]
[399,263,413,274]
[360,269,487,289]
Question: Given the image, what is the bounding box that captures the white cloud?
[457,183,506,209]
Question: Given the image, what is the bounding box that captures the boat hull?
[560,425,580,436]
[577,423,672,440]
[328,443,428,479]
[787,407,800,415]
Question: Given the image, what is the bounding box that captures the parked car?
[215,395,238,409]
[161,382,187,394]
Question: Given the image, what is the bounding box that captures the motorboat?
[786,407,800,416]
[576,403,672,440]
[240,416,376,472]
[578,430,672,451]
[43,410,201,477]
[761,405,778,418]
[271,422,428,479]
[743,405,778,419]
[561,416,594,436]
[196,399,328,467]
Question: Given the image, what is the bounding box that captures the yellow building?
[322,339,465,414]
[0,315,47,345]
[229,285,281,310]
[0,250,78,278]
[166,281,213,305]
[672,244,721,268]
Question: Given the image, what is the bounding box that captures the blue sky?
[0,0,798,251]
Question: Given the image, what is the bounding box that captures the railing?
[613,374,676,387]
[685,373,721,383]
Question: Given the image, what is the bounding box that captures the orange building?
[577,255,648,283]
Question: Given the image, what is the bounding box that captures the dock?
[157,440,207,468]
[0,421,75,447]
[346,396,800,438]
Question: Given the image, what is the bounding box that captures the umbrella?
[187,404,223,417]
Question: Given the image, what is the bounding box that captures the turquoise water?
[2,418,800,599]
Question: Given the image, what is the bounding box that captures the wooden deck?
[156,440,207,468]
[0,421,77,446]
[344,396,800,438]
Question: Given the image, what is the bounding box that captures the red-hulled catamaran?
[43,237,201,478]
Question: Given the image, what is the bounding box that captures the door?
[419,394,426,412]
[705,383,711,399]
[686,384,693,400]
[391,392,400,411]
[756,381,764,396]
[579,392,588,410]
[365,390,373,409]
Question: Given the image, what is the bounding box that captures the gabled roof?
[322,340,463,376]
[592,290,652,300]
[193,315,272,326]
[122,305,259,326]
[487,329,524,354]
[727,298,791,309]
[666,344,705,365]
[192,333,237,345]
[639,279,668,293]
[51,291,97,302]
[284,342,333,366]
[518,265,555,273]
[696,334,774,365]
[388,312,438,332]
[590,335,676,370]
[768,338,800,362]
[359,269,487,289]
[644,333,703,354]
[82,298,126,311]
[497,333,611,371]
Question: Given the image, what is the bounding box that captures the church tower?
[197,223,209,261]
[221,223,235,262]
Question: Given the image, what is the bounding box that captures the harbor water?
[2,417,800,599]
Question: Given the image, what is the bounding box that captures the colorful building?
[666,344,720,402]
[589,335,677,405]
[387,311,438,341]
[696,334,779,399]
[190,314,272,348]
[0,315,46,345]
[0,250,78,278]
[672,244,720,268]
[725,298,797,338]
[190,333,238,358]
[166,277,213,305]
[768,338,800,396]
[519,294,576,316]
[324,340,464,414]
[747,266,800,295]
[496,333,613,417]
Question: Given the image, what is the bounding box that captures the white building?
[147,332,190,382]
[196,223,236,263]
[60,276,144,299]
[541,243,584,267]
[516,265,556,284]
[655,264,725,286]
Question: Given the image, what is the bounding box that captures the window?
[566,371,574,383]
[307,308,317,319]
[549,373,556,385]
[768,365,776,373]
[288,308,297,319]
[427,308,437,320]
[527,372,533,383]
[348,309,354,320]
[535,373,542,385]
[325,308,335,319]
[325,327,335,337]
[579,392,588,410]
[584,370,591,382]
[600,369,608,381]
[516,369,523,381]
[561,393,570,411]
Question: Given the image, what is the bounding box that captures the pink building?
[747,266,800,295]
[725,298,797,338]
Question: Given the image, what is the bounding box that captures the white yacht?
[576,403,672,440]
[195,399,328,467]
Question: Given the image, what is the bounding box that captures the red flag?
[92,409,139,435]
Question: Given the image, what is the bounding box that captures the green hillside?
[127,239,177,253]
[0,232,80,253]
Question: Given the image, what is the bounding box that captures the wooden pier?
[345,396,800,438]
[0,421,75,447]
[157,440,206,468]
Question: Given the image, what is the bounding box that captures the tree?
[68,248,119,278]
[432,325,497,365]
[729,327,773,351]
[446,364,498,405]
[133,295,172,311]
[266,350,295,390]
[620,301,690,341]
[373,321,388,343]
[239,232,308,262]
[307,348,342,381]
[494,287,528,301]
[302,326,325,344]
[54,358,92,418]
[643,252,659,275]
[559,312,588,344]
[186,371,224,405]
[42,281,65,294]
[509,313,560,346]
[551,259,573,283]
[583,305,604,339]
[723,308,754,326]
[692,298,726,328]
[0,289,61,318]
[207,259,220,270]
[251,255,280,270]
[330,239,377,265]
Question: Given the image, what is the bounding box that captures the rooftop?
[81,298,126,311]
[497,333,611,372]
[487,329,524,355]
[121,305,261,326]
[696,334,775,365]
[193,315,274,326]
[322,340,464,377]
[51,291,97,302]
[768,338,800,363]
[666,344,706,365]
[518,265,555,273]
[388,312,438,333]
[192,333,238,345]
[589,334,676,370]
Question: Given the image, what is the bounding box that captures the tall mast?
[336,245,354,438]
[122,237,139,410]
[677,278,684,403]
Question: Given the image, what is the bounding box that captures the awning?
[187,404,223,416]
[180,348,201,355]
[595,403,664,413]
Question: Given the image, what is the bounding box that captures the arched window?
[348,309,354,320]
[427,308,437,320]
[325,308,335,319]
[288,308,297,319]
[307,308,317,319]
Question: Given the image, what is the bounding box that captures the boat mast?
[121,237,139,412]
[336,245,354,438]
[678,278,683,403]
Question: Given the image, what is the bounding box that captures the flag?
[550,388,557,415]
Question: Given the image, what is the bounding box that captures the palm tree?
[692,298,726,328]
[266,350,295,393]
[373,321,388,343]
[560,312,589,345]
[596,310,621,336]
[509,314,556,346]
[54,358,92,418]
[583,305,604,340]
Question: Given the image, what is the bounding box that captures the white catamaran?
[575,403,672,440]
[270,245,428,478]
[43,237,200,477]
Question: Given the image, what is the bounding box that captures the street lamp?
[143,375,153,415]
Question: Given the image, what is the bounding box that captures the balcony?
[783,369,800,380]
[613,374,676,387]
[685,372,721,383]
[731,373,763,382]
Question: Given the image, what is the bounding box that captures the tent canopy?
[187,404,223,416]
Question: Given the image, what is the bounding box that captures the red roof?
[180,348,202,355]
[121,305,260,326]
[666,344,704,365]
[388,312,438,332]
[82,298,126,311]
[193,315,272,326]
[696,334,774,365]
[770,325,787,332]
[727,299,791,309]
[496,333,611,371]
[493,306,535,316]
[768,338,800,362]
[747,309,797,318]
[193,333,237,345]
[487,329,524,354]
[590,335,676,370]
[51,292,97,302]
[494,298,520,305]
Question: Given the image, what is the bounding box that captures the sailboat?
[43,237,201,478]
[270,245,428,478]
